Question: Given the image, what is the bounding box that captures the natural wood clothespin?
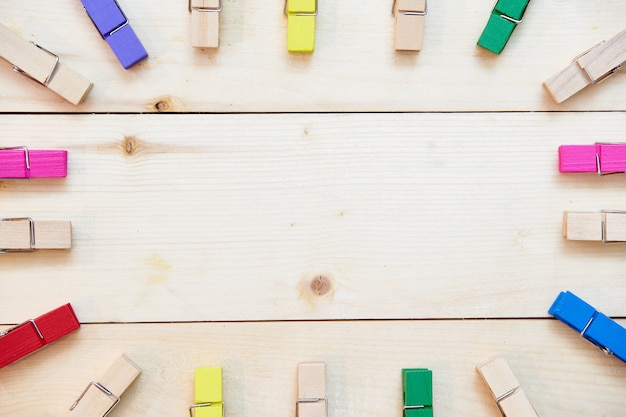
[297,362,326,417]
[393,0,427,51]
[563,210,626,242]
[0,218,71,252]
[190,0,222,48]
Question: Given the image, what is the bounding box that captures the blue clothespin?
[549,291,626,363]
[81,0,148,69]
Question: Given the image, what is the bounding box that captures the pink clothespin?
[559,144,626,175]
[0,147,67,178]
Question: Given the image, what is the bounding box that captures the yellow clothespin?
[392,0,427,51]
[0,22,92,105]
[190,367,223,417]
[190,0,222,48]
[285,0,317,52]
[543,28,626,103]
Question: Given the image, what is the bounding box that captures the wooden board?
[0,0,624,112]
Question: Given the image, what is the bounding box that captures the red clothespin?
[559,143,626,174]
[0,147,67,179]
[0,303,80,368]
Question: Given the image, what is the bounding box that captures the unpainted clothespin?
[476,356,538,417]
[285,0,317,52]
[190,0,222,48]
[297,362,326,417]
[477,0,530,54]
[0,22,92,104]
[190,367,223,417]
[392,0,427,51]
[544,28,626,103]
[559,143,626,174]
[0,217,71,252]
[0,147,67,179]
[562,210,626,243]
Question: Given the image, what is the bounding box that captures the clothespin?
[80,0,148,69]
[559,143,626,174]
[0,22,92,105]
[392,0,427,51]
[190,0,222,48]
[297,362,326,417]
[0,217,72,252]
[549,291,626,363]
[189,367,223,417]
[285,0,317,52]
[402,368,432,417]
[0,147,67,179]
[562,210,626,243]
[476,357,538,417]
[70,355,141,417]
[477,0,530,54]
[0,303,80,368]
[544,29,626,103]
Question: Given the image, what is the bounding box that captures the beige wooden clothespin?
[190,0,222,48]
[476,357,538,417]
[0,22,92,105]
[544,28,626,103]
[563,210,626,243]
[297,362,327,417]
[392,0,427,51]
[69,355,141,417]
[0,218,71,252]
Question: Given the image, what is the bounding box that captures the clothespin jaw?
[402,369,432,417]
[559,143,626,174]
[476,357,538,417]
[562,210,626,243]
[0,218,71,252]
[0,303,80,368]
[190,367,223,417]
[549,291,626,363]
[286,0,317,52]
[0,147,67,179]
[80,0,149,69]
[0,23,92,104]
[392,0,426,51]
[190,0,222,48]
[544,29,626,103]
[477,0,530,54]
[70,355,141,417]
[297,362,326,417]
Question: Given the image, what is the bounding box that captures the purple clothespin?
[81,0,148,69]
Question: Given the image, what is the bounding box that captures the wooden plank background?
[1,0,626,416]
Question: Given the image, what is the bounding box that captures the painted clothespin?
[190,0,222,48]
[297,362,326,417]
[0,22,92,105]
[392,0,427,51]
[0,303,80,369]
[402,368,432,417]
[80,0,148,69]
[0,217,72,252]
[544,29,626,103]
[477,0,530,54]
[476,357,538,417]
[190,367,223,417]
[559,143,626,174]
[70,355,141,417]
[0,147,67,179]
[562,210,626,243]
[549,291,626,363]
[285,0,317,52]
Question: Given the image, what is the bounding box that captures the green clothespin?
[477,0,530,54]
[402,368,432,417]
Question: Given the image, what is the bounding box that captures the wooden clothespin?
[297,362,326,417]
[477,0,530,54]
[559,143,626,174]
[80,0,148,69]
[392,0,427,51]
[544,29,626,103]
[0,303,80,368]
[70,355,141,417]
[563,210,626,243]
[285,0,317,52]
[0,217,71,252]
[402,368,432,417]
[0,22,92,105]
[190,0,222,48]
[476,357,538,417]
[549,291,626,363]
[189,367,223,417]
[0,147,67,179]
